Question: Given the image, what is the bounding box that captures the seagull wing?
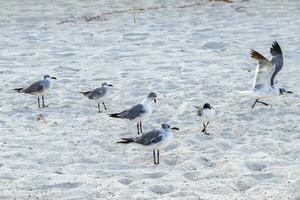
[118,104,145,120]
[22,80,44,94]
[135,130,163,145]
[270,41,283,87]
[251,50,274,91]
[88,87,106,99]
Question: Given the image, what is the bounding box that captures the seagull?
[80,82,113,113]
[14,74,57,108]
[243,41,292,108]
[194,103,215,135]
[109,92,157,134]
[117,123,179,165]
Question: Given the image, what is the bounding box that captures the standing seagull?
[109,92,157,134]
[248,41,292,108]
[14,74,57,108]
[80,82,113,113]
[117,123,179,165]
[194,103,215,135]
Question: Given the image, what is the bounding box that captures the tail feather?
[79,91,90,96]
[14,88,23,93]
[109,113,122,118]
[116,138,135,144]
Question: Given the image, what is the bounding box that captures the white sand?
[0,0,300,199]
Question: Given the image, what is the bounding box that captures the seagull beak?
[108,84,113,87]
[193,105,200,109]
[51,77,57,80]
[154,99,157,103]
[286,91,293,94]
[171,127,179,130]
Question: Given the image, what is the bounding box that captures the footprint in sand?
[244,161,267,172]
[183,171,200,182]
[142,172,167,179]
[118,178,134,185]
[245,172,273,180]
[235,177,258,192]
[148,184,174,195]
[123,33,150,41]
[202,41,226,52]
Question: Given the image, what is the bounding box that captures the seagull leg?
[137,122,140,134]
[251,99,259,108]
[252,99,270,108]
[42,96,46,108]
[204,122,210,135]
[153,149,156,164]
[98,103,101,113]
[38,97,41,108]
[102,102,107,110]
[257,100,269,107]
[140,121,143,133]
[157,149,160,164]
[201,123,206,132]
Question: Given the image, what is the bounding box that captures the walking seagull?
[80,82,113,113]
[242,41,292,108]
[109,92,157,134]
[14,74,57,108]
[194,103,215,135]
[117,123,179,165]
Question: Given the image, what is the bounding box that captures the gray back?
[22,80,45,94]
[86,86,107,99]
[135,130,163,145]
[118,104,145,120]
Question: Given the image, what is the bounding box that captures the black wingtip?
[108,113,122,118]
[116,138,134,143]
[270,41,282,55]
[14,88,23,92]
[79,91,88,96]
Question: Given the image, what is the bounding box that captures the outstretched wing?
[22,80,44,94]
[135,130,163,145]
[251,50,274,91]
[118,104,145,120]
[270,41,283,86]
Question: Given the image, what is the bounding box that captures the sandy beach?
[0,0,300,199]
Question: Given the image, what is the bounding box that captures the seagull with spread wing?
[242,41,292,108]
[117,123,179,165]
[109,92,157,134]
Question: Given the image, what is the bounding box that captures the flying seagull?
[247,41,292,108]
[194,103,216,135]
[14,74,57,108]
[109,92,157,134]
[117,123,179,165]
[80,82,113,113]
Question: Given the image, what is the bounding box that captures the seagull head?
[161,123,179,132]
[147,92,157,103]
[203,103,213,109]
[102,82,113,88]
[44,74,57,80]
[279,88,293,95]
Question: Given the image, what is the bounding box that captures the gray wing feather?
[118,104,145,120]
[22,80,44,94]
[86,87,106,99]
[270,41,283,86]
[135,130,163,145]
